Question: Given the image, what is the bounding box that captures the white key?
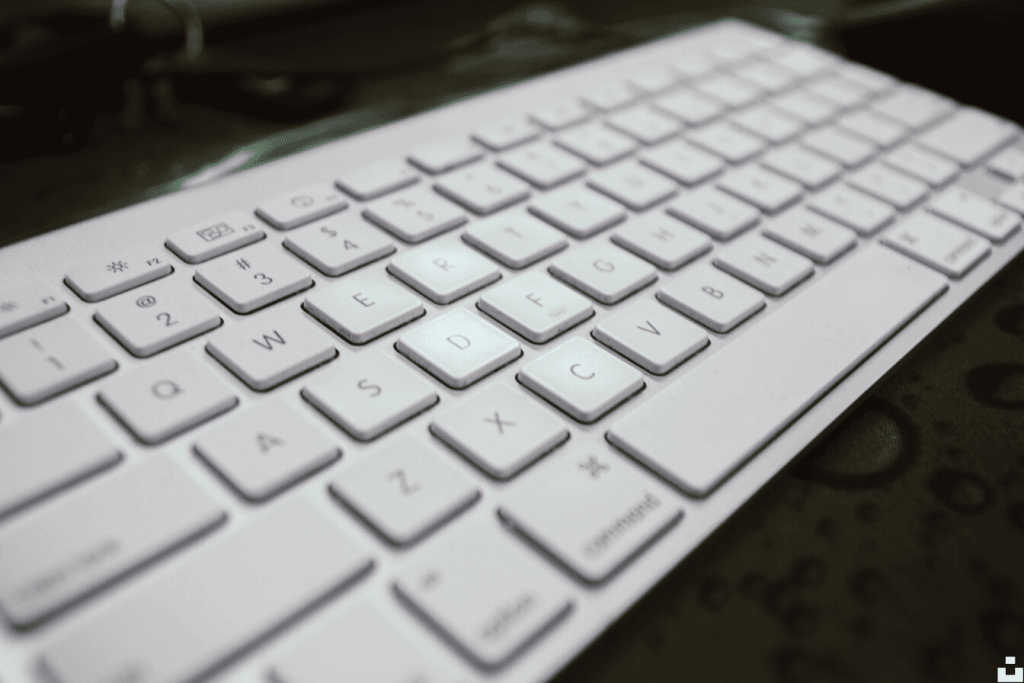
[760,144,841,189]
[0,319,117,405]
[396,309,521,389]
[714,233,814,295]
[694,74,762,108]
[529,184,627,238]
[195,400,340,502]
[518,337,643,423]
[732,62,798,92]
[0,458,225,628]
[283,212,395,276]
[686,121,765,163]
[716,165,802,214]
[462,211,568,268]
[807,184,896,235]
[0,401,121,518]
[593,298,708,374]
[638,140,724,186]
[610,245,947,496]
[165,211,265,264]
[554,123,637,166]
[195,242,313,314]
[434,165,531,214]
[206,308,337,391]
[95,279,222,357]
[303,270,424,344]
[329,434,479,545]
[805,75,871,109]
[42,499,373,683]
[65,252,172,303]
[580,83,636,112]
[836,110,908,148]
[587,161,677,211]
[628,66,678,94]
[763,206,857,264]
[256,184,348,230]
[98,353,238,444]
[997,183,1024,215]
[666,186,760,240]
[670,52,717,79]
[657,262,765,332]
[549,242,657,304]
[498,142,587,189]
[652,89,724,126]
[881,213,991,278]
[394,522,573,670]
[302,349,438,441]
[499,442,682,583]
[801,126,876,168]
[883,144,959,187]
[870,85,953,129]
[430,382,569,480]
[611,212,711,270]
[530,99,590,130]
[336,158,419,200]
[479,271,594,344]
[605,106,681,145]
[473,117,542,151]
[388,243,501,304]
[770,90,837,126]
[408,137,484,174]
[363,186,468,243]
[0,284,67,339]
[767,43,836,76]
[917,108,1018,166]
[988,147,1024,180]
[846,163,930,210]
[730,104,804,144]
[836,63,896,93]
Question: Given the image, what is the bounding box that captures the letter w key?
[252,329,286,350]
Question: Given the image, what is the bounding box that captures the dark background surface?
[2,1,1023,681]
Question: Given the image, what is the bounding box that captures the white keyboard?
[2,18,1023,683]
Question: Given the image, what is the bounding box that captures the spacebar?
[607,245,948,497]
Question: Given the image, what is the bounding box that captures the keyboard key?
[581,83,637,111]
[804,75,871,109]
[770,90,837,126]
[65,252,173,303]
[652,88,724,125]
[462,211,568,269]
[195,242,313,314]
[593,298,708,374]
[609,244,948,496]
[763,206,857,264]
[883,144,959,187]
[605,106,681,145]
[987,147,1024,180]
[498,442,682,583]
[836,62,896,93]
[498,142,587,189]
[686,121,765,163]
[0,319,117,406]
[430,382,569,479]
[41,498,374,683]
[846,163,929,210]
[518,337,644,423]
[666,186,760,240]
[165,211,265,264]
[881,212,991,278]
[363,186,468,243]
[397,309,521,389]
[0,458,225,628]
[657,261,765,332]
[670,51,717,79]
[917,108,1017,166]
[473,117,542,151]
[530,99,590,130]
[336,158,419,200]
[554,123,637,166]
[195,400,341,502]
[95,279,222,357]
[394,521,573,670]
[716,165,803,214]
[302,349,438,441]
[694,74,762,108]
[730,104,804,144]
[801,126,876,168]
[479,271,594,344]
[767,43,836,76]
[587,161,677,211]
[388,242,501,305]
[434,165,531,214]
[408,137,484,174]
[529,185,627,238]
[283,213,395,277]
[732,62,798,93]
[256,184,348,230]
[628,66,678,94]
[549,242,657,304]
[997,182,1024,215]
[206,308,337,391]
[303,270,425,344]
[330,434,479,545]
[612,213,710,271]
[928,187,1021,243]
[714,233,814,296]
[639,140,724,186]
[807,184,895,235]
[870,85,954,129]
[0,284,68,339]
[0,401,121,519]
[836,110,908,148]
[760,144,842,189]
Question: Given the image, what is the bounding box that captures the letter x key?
[483,411,516,434]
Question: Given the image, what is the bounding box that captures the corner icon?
[1000,656,1023,683]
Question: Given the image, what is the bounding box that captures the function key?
[194,242,313,314]
[473,117,542,151]
[165,211,265,264]
[255,183,348,230]
[408,137,484,174]
[0,284,68,339]
[65,252,173,303]
[336,158,419,201]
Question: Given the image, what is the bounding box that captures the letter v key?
[636,320,660,335]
